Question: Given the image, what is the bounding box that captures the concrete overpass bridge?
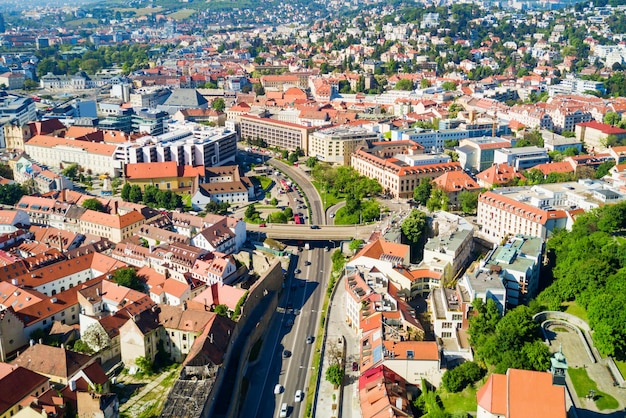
[246,223,378,241]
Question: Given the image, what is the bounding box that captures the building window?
[442,322,452,328]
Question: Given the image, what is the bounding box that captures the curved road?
[268,158,325,226]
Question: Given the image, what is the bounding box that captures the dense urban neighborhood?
[0,0,624,418]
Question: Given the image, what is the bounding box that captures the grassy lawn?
[439,385,478,415]
[180,194,192,210]
[568,367,619,410]
[169,8,196,19]
[65,18,98,26]
[253,175,273,191]
[311,181,344,210]
[113,6,163,16]
[615,360,626,380]
[562,301,588,323]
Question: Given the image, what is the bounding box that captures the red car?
[259,223,267,227]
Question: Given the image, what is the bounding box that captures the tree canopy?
[401,209,428,244]
[111,268,145,291]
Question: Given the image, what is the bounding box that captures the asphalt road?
[239,247,331,418]
[268,158,325,226]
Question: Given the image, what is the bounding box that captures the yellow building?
[124,161,204,194]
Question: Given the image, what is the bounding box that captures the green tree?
[0,164,13,180]
[442,361,485,392]
[426,187,449,212]
[305,157,318,168]
[284,207,293,219]
[212,98,226,112]
[349,239,364,254]
[401,209,428,244]
[72,339,94,355]
[205,201,230,215]
[270,197,279,206]
[441,81,457,91]
[82,198,105,212]
[413,178,432,206]
[111,268,144,291]
[0,183,25,206]
[459,190,479,214]
[214,304,229,317]
[120,182,131,201]
[129,185,142,203]
[245,205,259,220]
[62,164,79,180]
[603,111,621,126]
[135,356,153,375]
[395,78,414,90]
[325,364,344,386]
[419,78,431,89]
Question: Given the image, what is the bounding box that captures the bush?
[325,364,344,386]
[442,361,485,392]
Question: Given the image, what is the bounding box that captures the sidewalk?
[315,275,360,418]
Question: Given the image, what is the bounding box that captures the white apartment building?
[492,146,549,170]
[423,212,474,282]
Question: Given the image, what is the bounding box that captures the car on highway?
[280,403,288,418]
[310,225,320,229]
[304,261,311,266]
[283,350,291,358]
[306,335,314,344]
[329,213,335,218]
[295,268,301,274]
[294,390,304,402]
[274,384,283,394]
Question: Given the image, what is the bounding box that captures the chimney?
[182,301,187,311]
[61,343,65,349]
[209,333,213,344]
[29,339,34,347]
[96,288,101,296]
[38,338,43,344]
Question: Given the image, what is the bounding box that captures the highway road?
[239,247,331,418]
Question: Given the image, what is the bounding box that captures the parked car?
[310,225,320,229]
[352,361,358,371]
[259,223,267,227]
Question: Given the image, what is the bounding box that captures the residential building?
[492,146,549,171]
[351,141,462,198]
[429,285,473,361]
[0,366,50,418]
[575,121,626,152]
[0,72,25,89]
[395,128,469,151]
[359,366,413,418]
[79,209,146,243]
[12,343,100,386]
[308,126,380,165]
[431,171,481,210]
[541,129,583,153]
[240,114,317,152]
[191,165,254,209]
[481,235,543,306]
[119,308,161,369]
[476,163,524,189]
[0,210,29,234]
[477,369,566,418]
[548,74,605,96]
[423,212,474,281]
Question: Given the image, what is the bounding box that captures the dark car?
[283,350,291,358]
[352,361,358,371]
[305,261,311,266]
[310,225,320,229]
[295,268,301,274]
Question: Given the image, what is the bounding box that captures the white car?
[280,402,288,417]
[294,389,304,402]
[274,384,283,395]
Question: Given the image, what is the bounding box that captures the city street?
[239,247,331,418]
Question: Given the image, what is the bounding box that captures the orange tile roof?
[433,170,480,193]
[381,340,439,360]
[125,161,178,179]
[80,209,144,230]
[353,238,410,261]
[477,373,507,415]
[27,135,118,156]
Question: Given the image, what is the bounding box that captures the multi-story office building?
[308,126,380,165]
[132,109,169,136]
[0,96,36,126]
[239,114,317,152]
[492,146,550,170]
[455,136,512,173]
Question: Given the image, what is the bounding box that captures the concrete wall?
[201,258,285,418]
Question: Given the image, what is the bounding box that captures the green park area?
[568,367,619,410]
